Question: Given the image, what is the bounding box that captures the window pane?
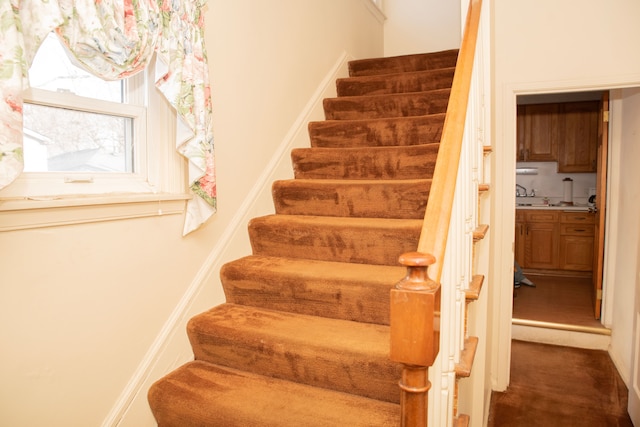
[28,33,124,103]
[23,103,134,173]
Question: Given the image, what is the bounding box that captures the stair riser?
[187,306,402,403]
[221,257,401,325]
[292,144,439,180]
[308,115,444,148]
[272,179,430,219]
[324,90,450,120]
[348,49,458,77]
[337,68,455,97]
[248,217,422,266]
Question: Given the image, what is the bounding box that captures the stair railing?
[390,0,485,425]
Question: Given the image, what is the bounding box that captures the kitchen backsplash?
[515,161,596,205]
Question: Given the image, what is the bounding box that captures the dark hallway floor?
[488,340,633,426]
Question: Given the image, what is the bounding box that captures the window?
[0,32,183,199]
[0,33,188,231]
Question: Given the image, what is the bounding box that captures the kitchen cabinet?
[557,101,599,173]
[523,211,559,269]
[515,211,525,266]
[516,210,559,270]
[558,212,595,271]
[516,101,599,172]
[515,209,596,273]
[517,104,559,162]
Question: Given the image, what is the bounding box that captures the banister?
[390,252,440,427]
[417,0,483,283]
[390,0,484,425]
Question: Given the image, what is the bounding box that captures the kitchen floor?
[512,273,604,329]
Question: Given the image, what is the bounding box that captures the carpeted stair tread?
[248,214,421,266]
[336,67,455,97]
[221,255,404,324]
[149,47,457,425]
[323,88,450,120]
[308,114,445,148]
[272,178,430,219]
[148,361,400,427]
[292,143,439,180]
[348,49,458,77]
[188,303,402,403]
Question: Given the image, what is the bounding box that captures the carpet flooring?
[148,50,458,425]
[512,274,603,328]
[488,340,633,427]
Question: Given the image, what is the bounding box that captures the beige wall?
[383,0,461,56]
[0,1,385,426]
[491,0,640,390]
[607,88,640,377]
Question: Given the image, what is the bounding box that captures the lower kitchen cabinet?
[522,211,559,270]
[515,209,595,273]
[515,211,525,267]
[558,212,595,271]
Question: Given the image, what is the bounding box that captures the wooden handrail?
[389,1,483,425]
[417,0,483,283]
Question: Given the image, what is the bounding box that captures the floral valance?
[0,0,216,234]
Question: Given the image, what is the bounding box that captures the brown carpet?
[488,340,633,427]
[512,274,603,328]
[148,49,459,425]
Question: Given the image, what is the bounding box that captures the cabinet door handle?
[574,229,586,232]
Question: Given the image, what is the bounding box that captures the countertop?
[515,203,593,212]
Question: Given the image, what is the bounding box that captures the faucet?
[516,184,527,197]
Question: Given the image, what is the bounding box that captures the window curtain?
[0,0,216,235]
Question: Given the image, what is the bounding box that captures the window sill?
[0,193,190,232]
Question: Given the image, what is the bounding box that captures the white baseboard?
[511,323,611,350]
[101,51,353,427]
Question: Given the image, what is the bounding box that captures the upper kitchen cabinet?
[517,103,560,162]
[557,101,599,173]
[517,100,599,172]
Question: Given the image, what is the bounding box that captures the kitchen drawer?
[560,212,595,224]
[525,211,559,223]
[560,224,595,236]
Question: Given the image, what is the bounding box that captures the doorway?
[511,90,609,333]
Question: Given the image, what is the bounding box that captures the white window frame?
[0,56,190,231]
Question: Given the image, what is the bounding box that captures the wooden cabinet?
[515,211,525,266]
[517,104,559,162]
[558,212,595,271]
[522,211,559,270]
[516,209,595,272]
[558,101,599,172]
[516,101,599,172]
[516,210,559,270]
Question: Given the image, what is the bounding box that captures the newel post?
[390,252,441,427]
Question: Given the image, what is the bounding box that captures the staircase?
[148,49,461,426]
